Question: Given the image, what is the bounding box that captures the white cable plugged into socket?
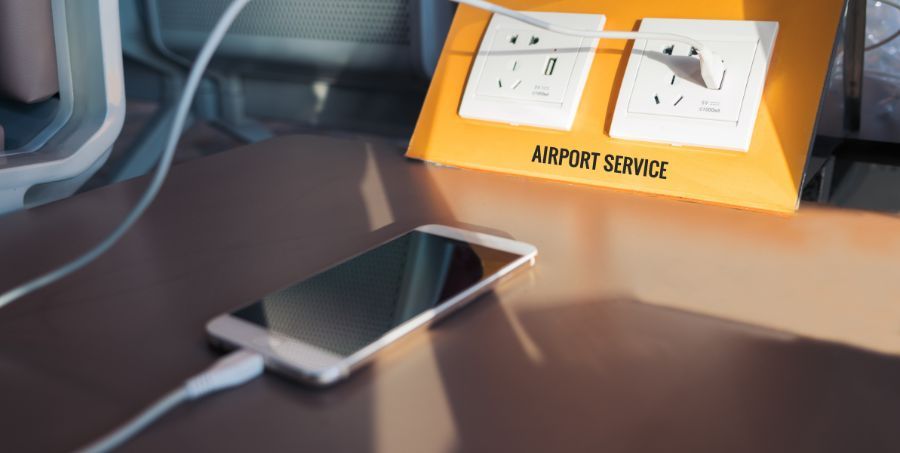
[459,12,606,131]
[629,39,759,122]
[456,3,777,151]
[611,18,779,151]
[453,0,728,92]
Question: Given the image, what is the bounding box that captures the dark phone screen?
[233,231,523,357]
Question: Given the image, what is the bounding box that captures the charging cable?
[0,0,729,312]
[77,349,264,453]
[20,4,265,451]
[0,2,259,447]
[0,0,708,449]
[451,0,728,90]
[0,0,252,311]
[0,0,719,449]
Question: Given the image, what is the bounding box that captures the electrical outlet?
[610,19,779,151]
[459,12,606,131]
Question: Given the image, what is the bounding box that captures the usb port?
[544,57,557,76]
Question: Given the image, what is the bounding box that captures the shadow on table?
[428,296,900,453]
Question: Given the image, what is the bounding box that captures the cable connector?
[185,349,265,399]
[698,48,726,90]
[78,349,264,453]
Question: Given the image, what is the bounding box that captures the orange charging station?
[407,0,846,213]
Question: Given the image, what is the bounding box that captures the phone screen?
[232,231,524,357]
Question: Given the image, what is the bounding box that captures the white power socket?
[459,12,606,131]
[610,19,779,151]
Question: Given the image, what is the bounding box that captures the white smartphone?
[207,224,537,386]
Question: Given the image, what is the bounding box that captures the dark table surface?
[1,135,899,453]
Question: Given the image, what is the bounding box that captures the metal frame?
[843,0,866,131]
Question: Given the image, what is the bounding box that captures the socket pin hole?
[544,57,557,76]
[530,36,539,45]
[670,75,676,85]
[509,34,518,44]
[663,45,674,55]
[689,47,699,56]
[674,96,684,106]
[654,94,660,104]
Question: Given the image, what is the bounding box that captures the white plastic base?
[459,11,606,131]
[610,18,779,151]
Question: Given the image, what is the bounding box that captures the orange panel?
[407,0,845,213]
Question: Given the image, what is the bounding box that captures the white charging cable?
[451,0,728,90]
[0,0,729,312]
[76,349,264,453]
[54,5,265,451]
[0,0,720,449]
[0,0,253,311]
[0,0,259,446]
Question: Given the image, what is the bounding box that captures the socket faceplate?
[610,19,779,151]
[459,12,606,131]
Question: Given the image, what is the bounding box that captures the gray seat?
[107,0,455,182]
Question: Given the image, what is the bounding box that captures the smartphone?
[207,224,536,386]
